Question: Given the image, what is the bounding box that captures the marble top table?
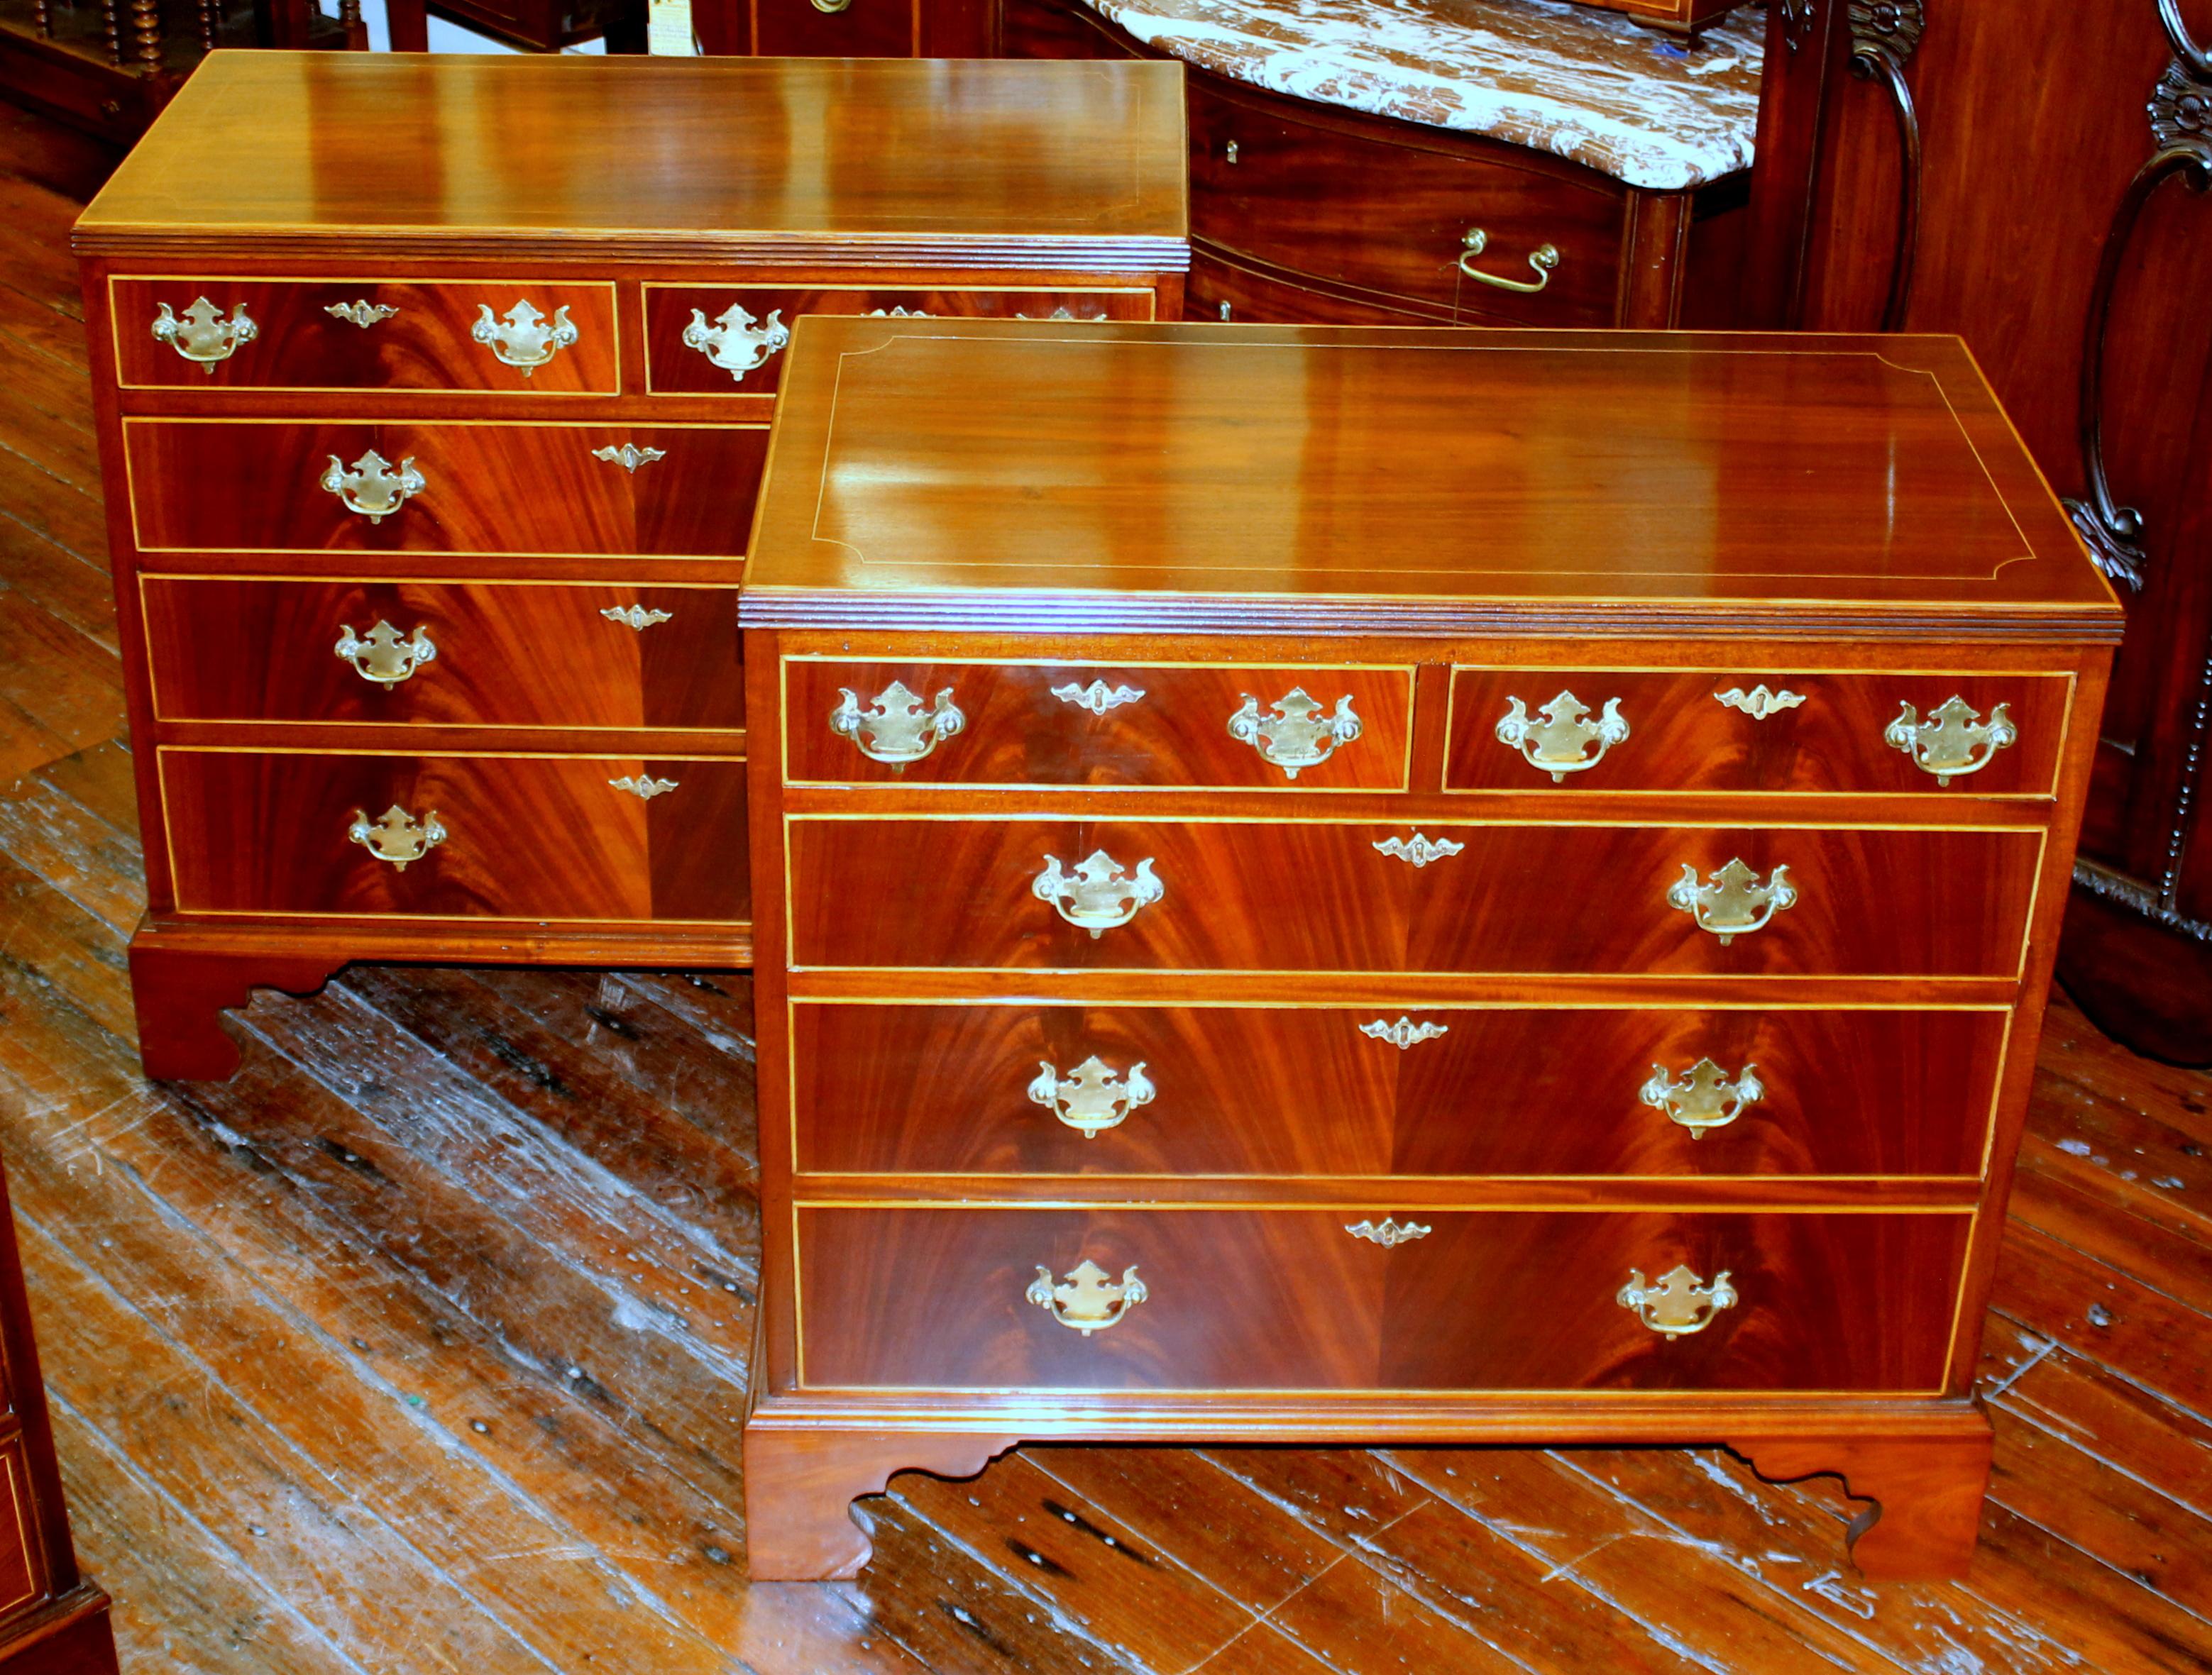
[1077,0,1763,189]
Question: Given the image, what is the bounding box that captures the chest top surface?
[741,318,2123,642]
[73,51,1189,267]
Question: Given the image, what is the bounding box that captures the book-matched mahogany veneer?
[73,51,1187,1078]
[738,317,2121,1583]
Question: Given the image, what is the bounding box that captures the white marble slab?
[1078,0,1764,190]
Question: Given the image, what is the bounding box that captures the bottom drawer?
[0,1435,43,1625]
[796,1206,1970,1393]
[1187,246,1442,326]
[158,749,747,922]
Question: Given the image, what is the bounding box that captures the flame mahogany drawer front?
[141,579,742,731]
[785,660,1414,788]
[1450,669,2071,797]
[158,750,748,922]
[795,1207,1971,1393]
[0,1436,43,1619]
[109,278,621,393]
[644,287,1158,397]
[792,1002,2005,1179]
[123,421,767,558]
[785,818,2042,977]
[1184,79,1625,325]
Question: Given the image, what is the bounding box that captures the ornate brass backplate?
[1493,690,1630,782]
[829,680,965,765]
[1033,851,1163,937]
[347,805,446,871]
[320,450,426,524]
[1227,687,1363,778]
[152,297,256,370]
[865,306,932,319]
[1884,696,2017,786]
[1050,680,1145,715]
[1346,1217,1431,1248]
[324,299,397,328]
[1618,1265,1737,1339]
[600,604,673,632]
[1027,1260,1146,1336]
[1016,306,1109,321]
[592,443,666,474]
[1028,1056,1155,1138]
[471,299,578,377]
[1712,685,1805,720]
[1666,858,1798,945]
[333,620,436,687]
[608,775,679,801]
[682,303,791,382]
[1372,831,1463,868]
[1639,1058,1764,1139]
[1360,1017,1448,1050]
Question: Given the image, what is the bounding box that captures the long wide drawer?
[109,277,620,393]
[158,749,747,922]
[142,579,742,730]
[123,421,766,557]
[1184,79,1624,326]
[645,285,1157,396]
[796,1206,1969,1392]
[1449,668,2070,797]
[783,658,1414,789]
[785,818,2042,976]
[792,1002,2005,1178]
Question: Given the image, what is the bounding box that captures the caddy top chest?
[737,316,2121,1581]
[72,50,1189,1080]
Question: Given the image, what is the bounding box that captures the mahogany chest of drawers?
[72,50,1187,1079]
[737,315,2123,1581]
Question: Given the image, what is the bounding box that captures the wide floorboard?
[5,96,2212,1674]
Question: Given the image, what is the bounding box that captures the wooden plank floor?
[6,100,2212,1675]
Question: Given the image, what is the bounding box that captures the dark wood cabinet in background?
[1770,0,2212,1062]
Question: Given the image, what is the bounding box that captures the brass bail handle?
[811,0,852,9]
[1460,228,1561,294]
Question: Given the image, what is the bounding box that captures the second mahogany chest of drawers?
[72,50,1187,1078]
[737,315,2122,1581]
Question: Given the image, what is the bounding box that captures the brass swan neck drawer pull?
[1619,1266,1736,1339]
[1495,691,1630,781]
[1228,687,1362,778]
[1033,850,1162,937]
[1885,696,2017,785]
[321,450,425,524]
[325,299,397,328]
[810,0,852,11]
[682,303,791,382]
[830,680,965,765]
[152,297,257,370]
[1714,685,1805,719]
[1027,1260,1145,1335]
[1640,1058,1764,1138]
[1346,1217,1430,1248]
[601,604,673,631]
[1028,1056,1154,1137]
[1361,1017,1447,1050]
[1373,831,1462,868]
[609,775,679,801]
[593,443,665,474]
[1051,679,1145,715]
[471,300,577,377]
[348,805,445,870]
[1459,229,1561,294]
[334,620,436,687]
[1668,858,1797,945]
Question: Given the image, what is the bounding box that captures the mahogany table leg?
[742,1425,1018,1580]
[1729,1424,1993,1580]
[128,940,343,1082]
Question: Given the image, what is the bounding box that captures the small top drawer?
[1185,82,1624,325]
[109,278,620,393]
[644,285,1157,396]
[783,659,1414,790]
[1447,668,2072,797]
